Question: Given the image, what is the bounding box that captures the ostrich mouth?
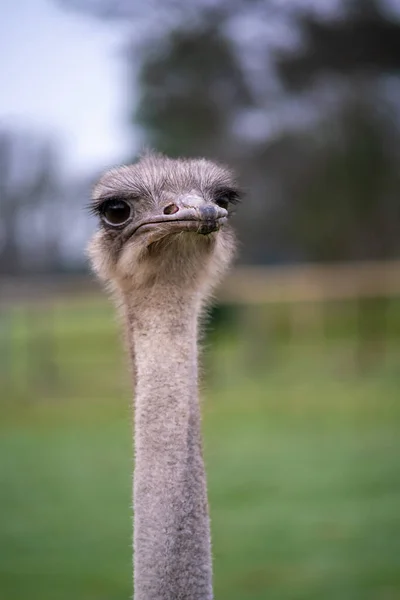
[130,207,228,238]
[135,216,227,236]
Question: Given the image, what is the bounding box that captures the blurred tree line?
[0,127,94,275]
[1,0,399,275]
[58,0,400,264]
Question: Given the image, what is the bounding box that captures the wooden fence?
[1,259,400,306]
[1,260,399,398]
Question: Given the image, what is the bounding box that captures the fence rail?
[220,260,400,304]
[1,259,400,306]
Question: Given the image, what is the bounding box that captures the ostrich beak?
[194,205,227,234]
[131,203,228,237]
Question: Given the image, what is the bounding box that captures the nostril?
[163,203,179,215]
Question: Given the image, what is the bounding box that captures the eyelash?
[87,196,135,216]
[214,189,241,207]
[87,201,103,216]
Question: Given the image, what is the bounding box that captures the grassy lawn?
[0,299,399,599]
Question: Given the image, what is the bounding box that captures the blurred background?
[1,0,400,598]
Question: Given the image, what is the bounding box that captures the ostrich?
[88,153,239,600]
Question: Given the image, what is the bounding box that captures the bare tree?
[0,128,59,274]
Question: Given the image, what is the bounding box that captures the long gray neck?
[125,287,213,600]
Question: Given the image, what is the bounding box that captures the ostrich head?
[88,153,239,295]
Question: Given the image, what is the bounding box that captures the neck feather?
[125,287,213,600]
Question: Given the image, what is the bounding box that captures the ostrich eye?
[215,195,230,210]
[101,199,132,226]
[214,188,240,210]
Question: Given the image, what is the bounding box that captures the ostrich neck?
[126,287,213,600]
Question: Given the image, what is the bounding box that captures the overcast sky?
[0,0,131,176]
[1,0,399,180]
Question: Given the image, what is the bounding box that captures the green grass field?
[1,299,399,599]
